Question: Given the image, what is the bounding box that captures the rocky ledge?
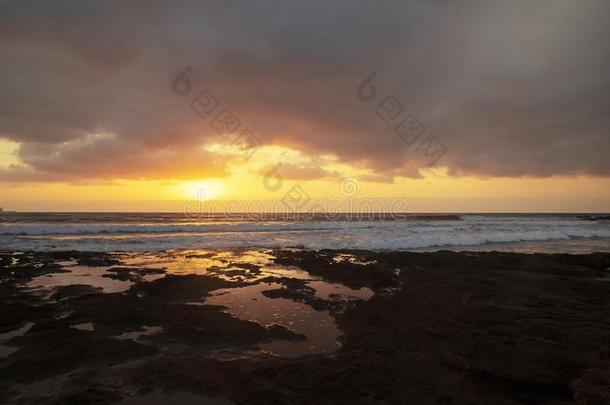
[0,249,609,404]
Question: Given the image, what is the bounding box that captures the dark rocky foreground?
[1,249,610,404]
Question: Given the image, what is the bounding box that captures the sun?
[178,179,226,200]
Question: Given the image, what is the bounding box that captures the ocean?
[1,212,609,253]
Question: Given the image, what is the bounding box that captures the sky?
[1,0,609,212]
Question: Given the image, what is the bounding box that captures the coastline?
[1,248,609,404]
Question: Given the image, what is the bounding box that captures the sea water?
[1,212,609,253]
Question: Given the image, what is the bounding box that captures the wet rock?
[0,263,68,283]
[75,253,121,267]
[0,326,157,384]
[273,249,397,289]
[2,249,610,404]
[153,304,275,347]
[103,267,165,282]
[260,278,353,314]
[571,367,610,405]
[132,274,241,302]
[230,263,262,273]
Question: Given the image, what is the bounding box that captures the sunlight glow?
[178,179,226,200]
[0,139,21,168]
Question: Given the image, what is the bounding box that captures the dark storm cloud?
[1,0,609,181]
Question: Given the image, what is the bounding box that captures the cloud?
[258,163,339,181]
[1,0,609,183]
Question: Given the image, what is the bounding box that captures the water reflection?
[307,281,373,301]
[71,322,95,331]
[19,249,376,358]
[206,283,341,357]
[26,265,131,294]
[0,322,34,358]
[115,326,163,342]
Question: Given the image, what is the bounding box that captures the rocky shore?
[1,249,609,404]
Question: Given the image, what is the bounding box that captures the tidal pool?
[206,282,342,357]
[26,265,131,294]
[0,322,35,358]
[18,249,375,359]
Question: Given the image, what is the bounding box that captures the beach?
[3,1,610,403]
[1,248,610,404]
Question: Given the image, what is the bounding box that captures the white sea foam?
[0,221,377,236]
[1,214,609,252]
